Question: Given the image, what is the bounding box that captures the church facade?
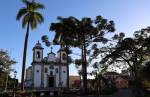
[25,41,68,88]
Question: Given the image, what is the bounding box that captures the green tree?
[75,58,82,83]
[0,50,16,90]
[50,16,115,93]
[50,16,78,89]
[141,61,150,81]
[16,0,44,90]
[98,28,150,97]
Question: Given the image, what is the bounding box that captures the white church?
[25,41,68,88]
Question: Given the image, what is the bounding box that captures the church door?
[48,76,54,87]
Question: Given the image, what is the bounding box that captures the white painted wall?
[61,66,67,87]
[43,73,47,88]
[55,66,59,87]
[43,65,60,87]
[44,65,49,88]
[42,64,67,88]
[47,53,57,62]
[33,64,67,88]
[34,65,41,87]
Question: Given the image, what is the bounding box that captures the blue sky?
[1,0,150,81]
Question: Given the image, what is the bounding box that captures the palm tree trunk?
[21,22,30,91]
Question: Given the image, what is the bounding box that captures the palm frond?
[34,12,44,24]
[16,7,27,20]
[34,2,45,9]
[23,0,30,7]
[22,14,30,28]
[30,13,37,29]
[22,0,27,3]
[17,0,44,29]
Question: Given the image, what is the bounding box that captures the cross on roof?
[51,47,53,53]
[37,40,40,45]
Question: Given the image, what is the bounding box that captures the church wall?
[48,54,57,62]
[43,72,48,88]
[33,64,67,88]
[43,65,50,87]
[31,42,68,88]
[61,66,67,87]
[43,65,60,87]
[34,65,41,87]
[55,66,59,87]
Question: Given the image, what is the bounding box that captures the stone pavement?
[99,89,132,97]
[62,89,132,97]
[0,88,133,97]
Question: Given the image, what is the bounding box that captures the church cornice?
[31,61,67,66]
[32,47,44,50]
[43,61,67,66]
[31,61,43,65]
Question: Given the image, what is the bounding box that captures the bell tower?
[33,41,43,62]
[57,47,67,64]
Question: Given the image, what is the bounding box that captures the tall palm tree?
[16,0,44,91]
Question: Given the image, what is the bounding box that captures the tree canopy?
[0,50,16,72]
[0,49,16,89]
[49,15,115,93]
[16,0,44,29]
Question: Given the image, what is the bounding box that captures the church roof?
[48,52,56,55]
[57,47,66,53]
[33,41,43,50]
[48,47,56,55]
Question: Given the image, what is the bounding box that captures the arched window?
[62,53,66,60]
[36,51,40,58]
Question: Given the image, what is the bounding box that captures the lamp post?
[13,71,17,97]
